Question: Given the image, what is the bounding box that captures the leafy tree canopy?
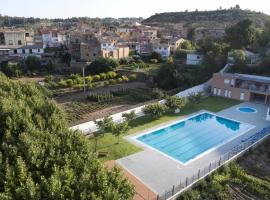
[225,19,257,49]
[0,73,134,200]
[86,57,119,74]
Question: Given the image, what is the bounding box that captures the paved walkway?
[105,160,157,200]
[117,102,270,195]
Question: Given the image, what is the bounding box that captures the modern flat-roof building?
[211,72,270,103]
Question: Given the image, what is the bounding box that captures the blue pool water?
[238,107,257,113]
[137,112,252,164]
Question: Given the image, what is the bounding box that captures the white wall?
[186,54,203,65]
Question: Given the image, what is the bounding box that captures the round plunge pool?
[237,107,257,113]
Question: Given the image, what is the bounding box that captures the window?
[230,79,235,86]
[197,55,200,59]
[29,49,33,54]
[18,40,22,45]
[217,89,221,96]
[38,49,40,52]
[93,53,96,57]
[22,49,25,54]
[14,49,17,54]
[224,79,230,84]
[8,40,13,45]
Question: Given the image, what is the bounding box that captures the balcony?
[235,79,270,94]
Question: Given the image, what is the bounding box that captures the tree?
[95,116,114,133]
[86,57,119,74]
[181,40,194,50]
[187,28,196,41]
[165,96,187,110]
[167,56,174,65]
[111,120,130,144]
[155,63,179,89]
[188,92,203,104]
[149,52,162,62]
[0,73,134,200]
[25,56,41,72]
[228,49,246,64]
[0,61,22,77]
[225,19,257,48]
[122,111,137,122]
[143,103,168,118]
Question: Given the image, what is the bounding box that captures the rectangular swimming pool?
[136,112,254,164]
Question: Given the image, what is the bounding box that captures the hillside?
[143,9,270,29]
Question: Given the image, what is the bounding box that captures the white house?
[42,31,60,48]
[9,44,44,58]
[186,53,204,65]
[153,44,170,59]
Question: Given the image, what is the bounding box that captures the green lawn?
[89,96,241,162]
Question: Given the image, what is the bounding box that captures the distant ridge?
[143,9,270,28]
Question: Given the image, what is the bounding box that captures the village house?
[212,72,270,103]
[9,44,44,58]
[101,45,129,60]
[186,53,204,65]
[0,29,34,46]
[153,43,171,59]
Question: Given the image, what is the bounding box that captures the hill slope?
[143,9,270,28]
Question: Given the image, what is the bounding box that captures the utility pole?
[83,66,86,93]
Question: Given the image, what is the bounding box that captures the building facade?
[211,72,270,103]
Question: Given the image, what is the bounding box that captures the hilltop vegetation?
[143,8,270,28]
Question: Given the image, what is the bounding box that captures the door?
[240,92,245,100]
[213,88,217,95]
[224,90,228,97]
[217,89,221,96]
[228,91,232,98]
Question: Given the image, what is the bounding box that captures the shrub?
[86,57,119,74]
[85,75,93,83]
[122,111,137,122]
[66,79,74,87]
[100,73,107,80]
[143,103,168,118]
[117,78,123,83]
[152,88,166,99]
[93,74,101,82]
[1,61,22,77]
[109,79,117,85]
[58,80,67,88]
[188,92,203,104]
[150,59,158,63]
[106,71,117,79]
[165,96,187,109]
[129,74,137,81]
[122,75,129,82]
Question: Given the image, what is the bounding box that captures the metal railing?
[153,126,270,200]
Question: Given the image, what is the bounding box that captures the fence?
[153,125,270,200]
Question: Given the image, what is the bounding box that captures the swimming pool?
[136,112,254,164]
[237,107,257,113]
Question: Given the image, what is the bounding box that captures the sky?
[0,0,269,19]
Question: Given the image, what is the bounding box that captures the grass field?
[88,96,241,162]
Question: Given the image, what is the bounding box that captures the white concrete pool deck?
[117,102,270,195]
